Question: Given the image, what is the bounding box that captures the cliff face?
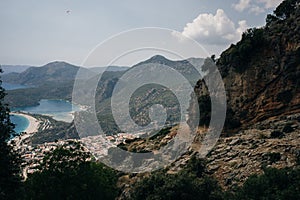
[209,3,300,131]
[119,1,300,191]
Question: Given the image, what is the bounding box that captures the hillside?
[94,55,205,134]
[2,61,84,86]
[26,56,206,142]
[113,1,300,196]
[3,62,126,107]
[191,0,300,133]
[1,65,32,74]
[5,1,300,195]
[89,66,129,73]
[4,1,300,199]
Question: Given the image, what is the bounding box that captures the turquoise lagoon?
[11,99,81,133]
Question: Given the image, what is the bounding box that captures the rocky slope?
[205,113,300,189]
[215,3,300,131]
[114,1,300,196]
[179,1,300,188]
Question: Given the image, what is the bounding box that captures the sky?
[0,0,283,67]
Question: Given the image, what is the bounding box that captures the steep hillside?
[195,1,300,132]
[95,55,204,134]
[113,1,300,195]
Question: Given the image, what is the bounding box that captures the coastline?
[12,112,40,133]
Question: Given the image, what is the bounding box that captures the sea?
[10,99,81,133]
[10,114,30,133]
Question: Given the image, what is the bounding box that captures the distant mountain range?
[89,66,129,74]
[2,62,128,86]
[1,65,32,74]
[3,56,205,111]
[3,55,206,138]
[5,1,300,195]
[93,55,205,134]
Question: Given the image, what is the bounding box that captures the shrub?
[270,130,284,138]
[24,142,119,200]
[234,168,300,200]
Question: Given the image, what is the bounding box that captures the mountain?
[25,55,206,141]
[215,2,300,132]
[2,61,86,86]
[1,65,32,74]
[89,66,129,74]
[132,55,205,85]
[108,1,300,195]
[180,0,300,189]
[3,61,124,107]
[6,1,300,199]
[94,55,205,134]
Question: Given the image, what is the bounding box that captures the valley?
[1,0,299,199]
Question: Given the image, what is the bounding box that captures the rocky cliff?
[214,2,300,131]
[116,1,300,195]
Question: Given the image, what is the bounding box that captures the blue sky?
[0,0,283,67]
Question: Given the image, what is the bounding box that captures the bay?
[10,114,29,133]
[13,99,81,123]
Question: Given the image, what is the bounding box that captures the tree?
[266,0,299,25]
[234,168,300,200]
[0,67,22,200]
[274,0,299,20]
[131,156,223,200]
[24,141,119,200]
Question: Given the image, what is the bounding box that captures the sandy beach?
[12,112,40,133]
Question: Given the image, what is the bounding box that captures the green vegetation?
[130,156,300,200]
[272,0,299,21]
[5,81,74,107]
[0,67,22,200]
[1,1,299,199]
[130,156,224,200]
[218,0,299,75]
[233,168,300,200]
[23,141,119,200]
[197,95,211,126]
[276,90,293,104]
[265,152,281,164]
[96,83,181,135]
[218,28,266,73]
[29,114,78,145]
[1,67,300,199]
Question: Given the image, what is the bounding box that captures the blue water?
[10,115,29,133]
[2,82,31,90]
[13,99,81,123]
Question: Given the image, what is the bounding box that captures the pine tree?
[0,66,22,200]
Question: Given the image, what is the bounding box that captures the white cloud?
[233,0,251,12]
[258,0,283,9]
[232,0,283,14]
[249,5,265,15]
[174,9,248,45]
[237,20,248,35]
